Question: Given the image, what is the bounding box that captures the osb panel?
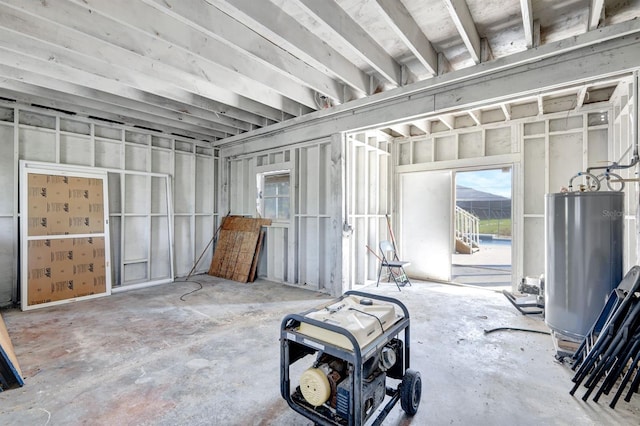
[27,237,107,306]
[27,174,104,236]
[208,216,271,282]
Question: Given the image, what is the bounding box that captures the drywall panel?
[174,216,192,277]
[0,218,13,305]
[549,132,583,193]
[486,127,512,156]
[123,216,148,261]
[124,174,149,214]
[151,149,172,174]
[550,116,583,132]
[399,170,452,281]
[151,216,171,279]
[266,226,287,282]
[398,141,411,165]
[413,139,433,164]
[174,153,193,214]
[354,145,366,214]
[95,139,122,169]
[107,173,121,214]
[298,217,319,288]
[194,215,213,275]
[151,176,168,214]
[125,144,148,172]
[319,217,330,288]
[523,218,544,277]
[19,128,55,162]
[299,145,320,215]
[60,134,91,166]
[458,131,483,159]
[0,125,13,216]
[435,135,456,161]
[109,217,121,286]
[124,262,147,283]
[195,156,214,213]
[523,137,545,215]
[587,129,608,169]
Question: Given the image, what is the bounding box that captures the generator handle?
[344,290,410,320]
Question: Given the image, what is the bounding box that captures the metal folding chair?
[376,240,411,291]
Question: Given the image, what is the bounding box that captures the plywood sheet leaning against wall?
[0,313,24,391]
[208,216,272,282]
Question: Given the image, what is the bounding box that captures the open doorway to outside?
[452,167,512,291]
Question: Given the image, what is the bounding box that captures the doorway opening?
[452,167,512,291]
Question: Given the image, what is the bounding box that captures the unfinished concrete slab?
[1,276,639,425]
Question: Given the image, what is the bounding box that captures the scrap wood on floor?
[0,313,23,391]
[208,215,271,283]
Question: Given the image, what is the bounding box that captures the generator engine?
[299,339,403,422]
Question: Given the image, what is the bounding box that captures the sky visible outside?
[456,168,512,198]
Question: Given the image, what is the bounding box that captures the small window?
[259,172,290,220]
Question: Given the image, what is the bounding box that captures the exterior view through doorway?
[452,167,512,291]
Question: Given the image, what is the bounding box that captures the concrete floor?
[452,242,512,291]
[1,276,639,425]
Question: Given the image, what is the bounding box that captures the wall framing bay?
[0,102,218,304]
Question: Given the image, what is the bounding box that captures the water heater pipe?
[587,71,640,175]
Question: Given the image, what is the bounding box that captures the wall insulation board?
[20,162,111,310]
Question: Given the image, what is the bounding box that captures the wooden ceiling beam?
[293,0,402,86]
[130,0,344,104]
[589,0,605,31]
[0,85,218,141]
[0,64,242,136]
[0,45,272,129]
[0,9,291,123]
[443,0,482,64]
[211,0,370,95]
[373,0,438,76]
[0,1,306,119]
[520,0,534,48]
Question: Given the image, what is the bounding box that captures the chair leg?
[388,268,402,292]
[376,264,383,287]
[400,268,411,287]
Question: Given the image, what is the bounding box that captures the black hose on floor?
[483,327,550,335]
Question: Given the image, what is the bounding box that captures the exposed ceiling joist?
[0,64,242,136]
[576,86,589,109]
[292,0,402,86]
[411,119,431,135]
[0,85,217,141]
[537,95,545,115]
[589,0,605,31]
[64,0,319,110]
[0,0,309,118]
[139,0,345,104]
[373,0,438,76]
[468,110,482,126]
[4,81,227,139]
[0,0,637,145]
[443,0,482,64]
[440,114,455,130]
[389,123,411,137]
[501,104,511,121]
[520,0,534,48]
[209,0,370,96]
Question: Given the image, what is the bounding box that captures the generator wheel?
[400,369,421,415]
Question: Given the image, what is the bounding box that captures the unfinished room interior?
[1,0,640,424]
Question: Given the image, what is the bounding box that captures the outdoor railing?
[455,205,480,251]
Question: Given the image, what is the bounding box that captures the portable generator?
[280,290,421,425]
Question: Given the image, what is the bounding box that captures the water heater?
[545,191,624,340]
